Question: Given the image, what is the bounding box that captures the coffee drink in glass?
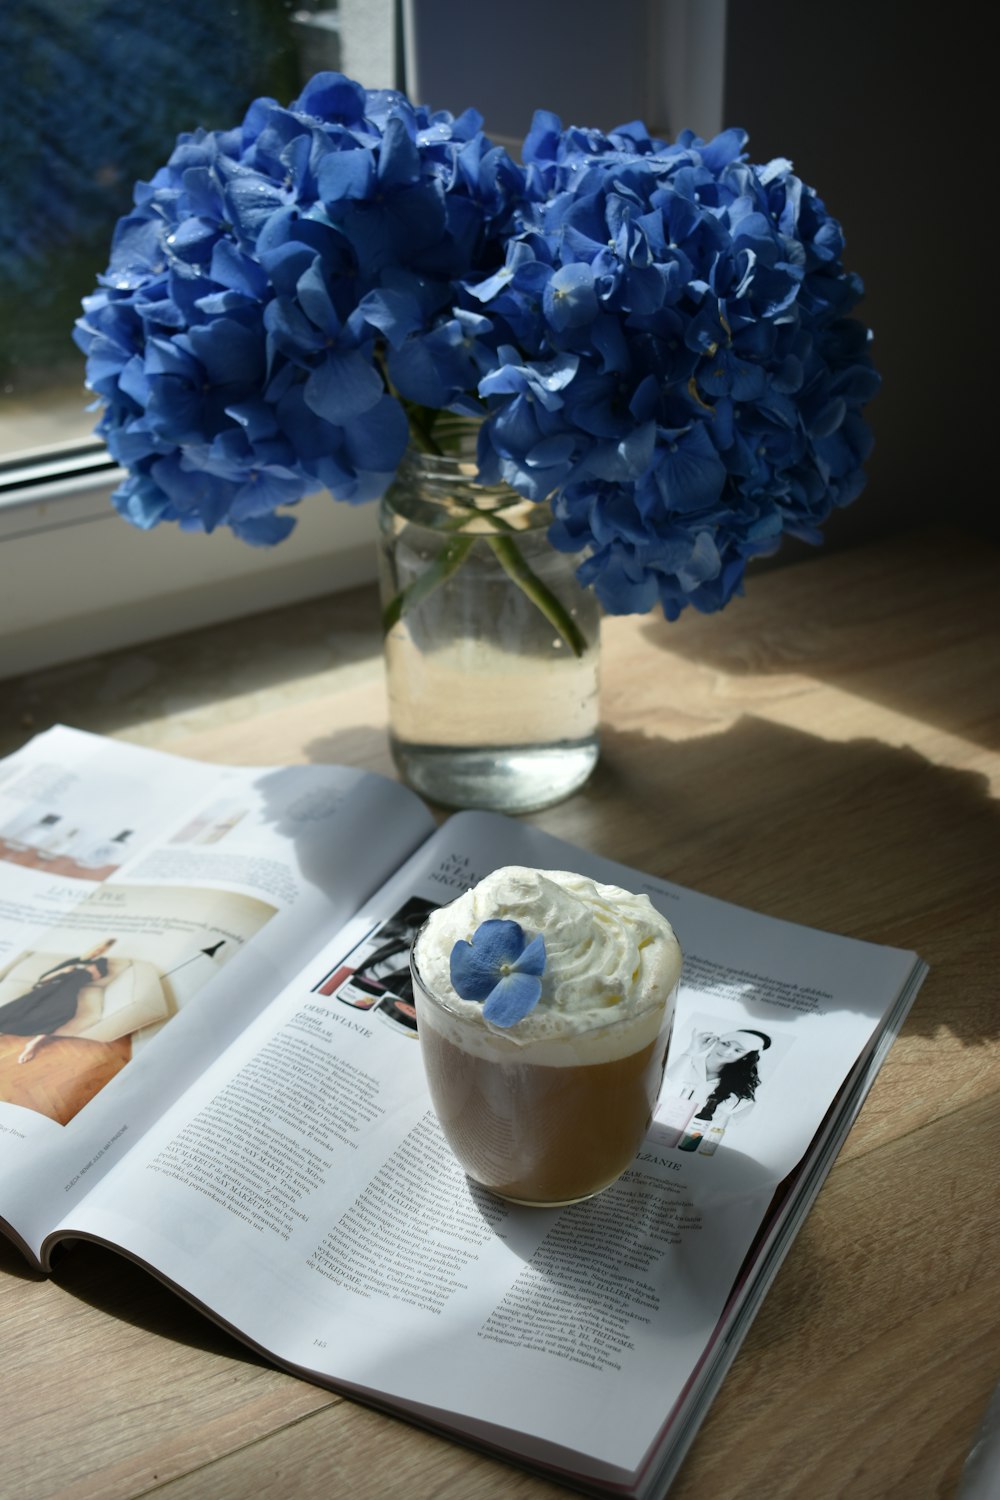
[410,866,682,1207]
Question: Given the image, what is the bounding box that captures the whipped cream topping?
[413,866,682,1057]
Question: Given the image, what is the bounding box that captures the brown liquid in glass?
[419,1023,670,1205]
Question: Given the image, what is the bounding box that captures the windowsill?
[0,477,380,681]
[0,574,387,762]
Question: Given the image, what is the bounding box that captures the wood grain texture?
[1,527,997,1500]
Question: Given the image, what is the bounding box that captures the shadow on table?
[46,1238,273,1365]
[0,1228,44,1281]
[299,711,1000,1049]
[0,581,383,759]
[0,1224,265,1364]
[634,530,1000,754]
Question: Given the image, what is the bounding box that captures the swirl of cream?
[445,866,678,1019]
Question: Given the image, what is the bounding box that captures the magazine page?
[44,811,924,1492]
[0,726,435,1257]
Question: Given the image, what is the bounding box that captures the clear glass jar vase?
[378,448,600,813]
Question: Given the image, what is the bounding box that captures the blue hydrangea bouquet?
[74,71,878,622]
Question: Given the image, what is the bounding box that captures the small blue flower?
[449,919,546,1028]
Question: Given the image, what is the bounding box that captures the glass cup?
[410,927,678,1208]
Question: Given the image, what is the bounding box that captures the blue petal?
[378,113,421,189]
[304,351,384,423]
[231,512,299,545]
[342,394,409,471]
[652,427,727,513]
[230,467,306,517]
[482,972,543,1027]
[104,216,166,287]
[296,259,340,335]
[293,71,369,123]
[316,148,376,204]
[187,320,264,387]
[543,263,598,331]
[512,933,546,977]
[450,918,525,1001]
[387,335,456,408]
[222,167,286,247]
[359,286,427,349]
[112,473,173,530]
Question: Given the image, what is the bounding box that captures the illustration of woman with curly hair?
[665,1026,773,1122]
[698,1029,772,1120]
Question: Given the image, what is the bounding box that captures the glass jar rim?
[386,448,554,534]
[399,446,480,481]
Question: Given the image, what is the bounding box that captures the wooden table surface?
[2,526,998,1500]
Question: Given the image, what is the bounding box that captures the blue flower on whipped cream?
[449,919,546,1028]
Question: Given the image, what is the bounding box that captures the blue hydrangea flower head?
[73,71,527,542]
[449,919,547,1027]
[467,112,880,617]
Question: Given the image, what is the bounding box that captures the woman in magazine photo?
[666,1025,773,1123]
[0,939,117,1063]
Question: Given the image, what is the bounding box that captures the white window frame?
[0,0,726,680]
[0,447,380,679]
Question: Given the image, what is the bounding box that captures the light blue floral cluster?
[75,72,878,614]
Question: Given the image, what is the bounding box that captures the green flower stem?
[486,534,589,659]
[397,399,481,458]
[382,529,589,658]
[380,404,589,656]
[381,534,476,635]
[402,407,443,456]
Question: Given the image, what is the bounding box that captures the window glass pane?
[0,1,344,461]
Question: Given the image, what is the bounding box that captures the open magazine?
[0,726,927,1499]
